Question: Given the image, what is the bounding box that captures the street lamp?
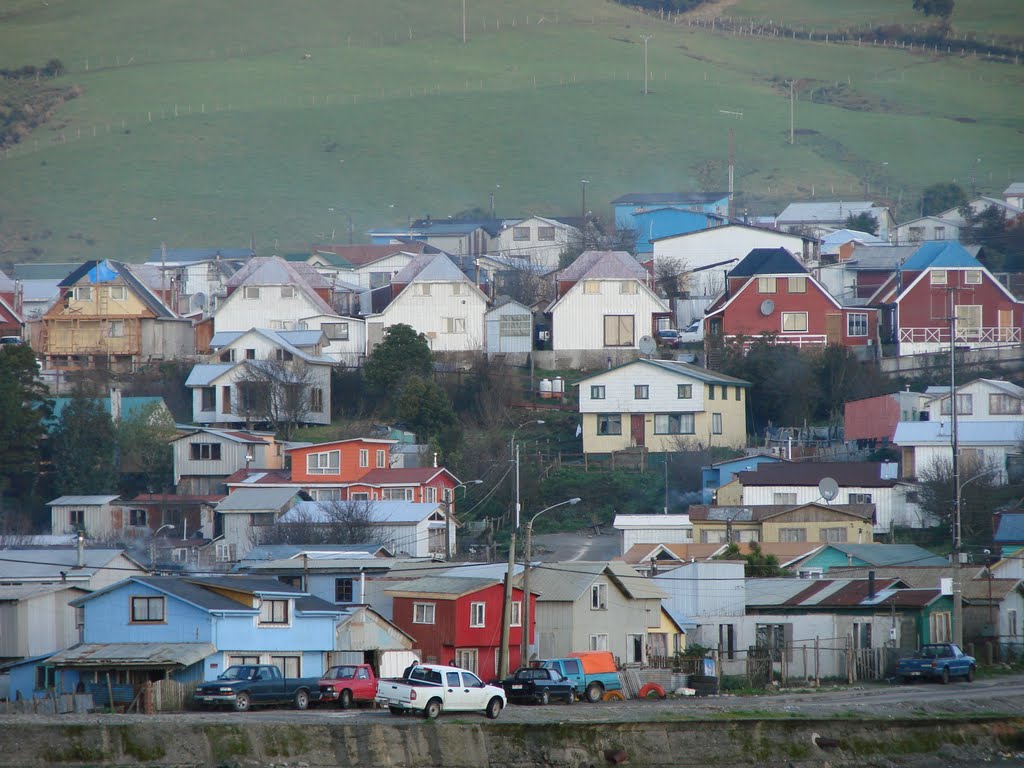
[518,497,582,667]
[580,179,590,221]
[327,207,355,244]
[150,523,175,567]
[952,465,1000,647]
[445,479,483,560]
[511,420,545,530]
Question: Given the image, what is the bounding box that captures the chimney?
[76,531,85,568]
[868,570,876,600]
[847,552,853,567]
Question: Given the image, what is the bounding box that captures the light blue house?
[43,575,343,693]
[793,543,949,575]
[701,454,785,504]
[610,192,729,247]
[630,207,726,255]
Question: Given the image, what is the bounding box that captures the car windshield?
[328,666,356,679]
[220,666,253,680]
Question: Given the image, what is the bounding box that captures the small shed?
[613,514,693,554]
[48,495,121,537]
[485,297,533,357]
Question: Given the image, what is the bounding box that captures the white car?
[678,320,704,343]
[376,664,506,719]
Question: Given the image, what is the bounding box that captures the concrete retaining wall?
[0,716,1020,767]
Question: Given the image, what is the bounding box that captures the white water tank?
[538,378,552,398]
[552,377,565,398]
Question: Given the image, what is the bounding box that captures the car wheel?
[585,682,603,703]
[941,667,950,685]
[424,699,442,719]
[485,697,503,719]
[566,689,576,704]
[233,692,251,712]
[539,690,550,706]
[294,690,310,710]
[388,705,404,716]
[967,666,975,683]
[340,689,353,709]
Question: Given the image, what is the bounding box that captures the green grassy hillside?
[0,0,1021,263]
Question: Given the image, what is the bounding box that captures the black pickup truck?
[193,664,320,711]
[500,666,577,705]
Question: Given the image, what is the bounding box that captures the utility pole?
[641,34,653,95]
[949,288,963,648]
[728,128,735,221]
[580,178,589,220]
[463,0,467,43]
[499,531,516,679]
[787,80,795,145]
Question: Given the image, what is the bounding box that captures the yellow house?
[576,359,750,454]
[648,606,687,659]
[689,502,875,545]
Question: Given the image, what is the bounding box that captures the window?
[654,413,695,435]
[74,286,92,301]
[604,315,634,347]
[719,624,736,660]
[1009,609,1019,637]
[755,623,791,660]
[108,285,127,300]
[773,492,797,504]
[270,655,301,678]
[311,488,342,501]
[634,385,649,400]
[708,385,715,400]
[200,387,216,411]
[310,388,324,413]
[782,312,808,332]
[376,449,386,468]
[964,269,982,285]
[470,602,486,628]
[359,449,369,468]
[589,634,609,651]
[245,348,256,360]
[417,284,431,296]
[335,578,354,603]
[940,394,973,416]
[129,509,147,527]
[590,385,606,400]
[413,602,435,624]
[105,320,125,340]
[244,286,260,299]
[847,313,868,337]
[259,599,289,625]
[848,493,873,504]
[349,492,369,501]
[382,487,414,501]
[281,286,295,298]
[584,280,600,295]
[908,226,925,242]
[190,442,222,462]
[757,277,776,293]
[990,394,1023,415]
[787,276,807,293]
[323,322,349,340]
[424,486,437,503]
[619,281,637,294]
[538,226,556,241]
[712,413,723,435]
[779,528,807,542]
[934,226,946,240]
[510,600,522,627]
[591,583,607,610]
[215,542,232,562]
[735,386,742,401]
[452,283,464,296]
[130,596,165,623]
[219,349,236,363]
[513,226,530,241]
[930,270,947,285]
[821,527,848,543]
[307,450,340,475]
[597,414,622,436]
[500,314,531,337]
[677,384,692,399]
[930,611,951,643]
[444,317,466,334]
[274,349,294,362]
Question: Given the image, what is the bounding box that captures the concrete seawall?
[0,716,1021,767]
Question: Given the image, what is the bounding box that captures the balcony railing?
[724,333,828,349]
[898,327,1020,345]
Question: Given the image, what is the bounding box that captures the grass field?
[0,0,1022,263]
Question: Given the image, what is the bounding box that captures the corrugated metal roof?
[823,543,949,567]
[611,192,726,206]
[577,357,750,387]
[387,575,498,597]
[613,514,691,528]
[894,420,1022,446]
[728,248,806,277]
[48,642,216,668]
[528,561,665,602]
[0,548,134,579]
[995,513,1024,543]
[900,241,982,271]
[280,500,443,524]
[46,495,120,506]
[215,487,301,512]
[0,583,88,601]
[735,462,893,487]
[185,363,235,386]
[556,250,648,282]
[777,201,884,224]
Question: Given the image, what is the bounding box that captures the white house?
[171,428,283,495]
[484,297,533,358]
[936,196,1023,226]
[48,496,121,537]
[490,216,580,270]
[186,328,333,428]
[0,547,147,592]
[278,500,453,558]
[776,201,894,240]
[295,313,366,367]
[214,486,305,562]
[0,584,89,663]
[144,247,252,317]
[892,216,961,245]
[548,250,669,353]
[613,514,693,554]
[651,224,816,303]
[365,253,488,353]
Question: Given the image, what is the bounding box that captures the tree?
[844,212,879,236]
[116,402,178,495]
[363,324,432,392]
[252,499,387,546]
[558,218,637,268]
[915,457,1000,543]
[0,345,51,525]
[654,255,689,299]
[396,375,456,443]
[958,203,1006,248]
[234,358,322,440]
[814,345,889,427]
[913,0,954,20]
[721,337,820,434]
[52,391,117,496]
[921,182,967,217]
[715,541,783,577]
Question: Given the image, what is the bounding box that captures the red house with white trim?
[387,575,534,680]
[704,248,879,355]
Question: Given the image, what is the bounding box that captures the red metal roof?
[356,467,455,485]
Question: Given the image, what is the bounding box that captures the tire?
[485,697,503,720]
[584,682,604,703]
[966,666,975,683]
[638,682,666,700]
[294,690,310,710]
[941,667,950,685]
[233,692,251,712]
[602,690,626,702]
[539,690,550,706]
[388,705,404,716]
[340,689,353,709]
[566,689,576,704]
[424,699,442,719]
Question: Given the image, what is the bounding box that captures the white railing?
[726,333,828,349]
[899,327,1020,345]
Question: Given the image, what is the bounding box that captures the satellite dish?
[191,292,207,310]
[818,477,839,502]
[638,335,657,357]
[760,299,775,316]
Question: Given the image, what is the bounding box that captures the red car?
[317,664,379,708]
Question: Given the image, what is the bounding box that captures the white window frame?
[108,285,127,300]
[591,583,607,610]
[469,602,486,628]
[376,449,386,468]
[413,602,436,624]
[258,599,290,627]
[443,317,466,334]
[964,269,982,285]
[757,277,776,294]
[847,312,868,337]
[243,286,260,299]
[782,312,808,333]
[307,450,340,475]
[589,634,609,651]
[787,276,807,293]
[359,449,369,468]
[510,600,522,627]
[931,269,947,285]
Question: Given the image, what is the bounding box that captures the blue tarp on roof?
[85,261,119,283]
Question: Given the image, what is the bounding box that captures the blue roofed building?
[792,543,949,574]
[610,192,729,239]
[630,207,726,255]
[700,453,786,504]
[994,511,1024,558]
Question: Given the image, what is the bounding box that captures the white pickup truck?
[375,664,506,719]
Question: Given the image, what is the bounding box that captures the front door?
[454,648,478,674]
[999,309,1013,342]
[825,313,842,345]
[631,415,645,447]
[627,633,645,664]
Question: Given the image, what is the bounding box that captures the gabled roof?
[576,357,750,387]
[210,329,326,350]
[728,248,806,278]
[893,420,1022,447]
[826,566,1022,600]
[777,201,886,224]
[734,462,896,488]
[556,250,648,282]
[821,229,882,247]
[527,561,666,602]
[649,222,817,245]
[611,192,727,206]
[215,487,302,512]
[620,542,727,565]
[238,544,392,563]
[899,241,983,272]
[0,548,141,580]
[816,543,949,567]
[392,252,473,285]
[280,500,444,525]
[356,467,458,486]
[386,575,499,598]
[308,242,435,266]
[170,427,274,446]
[185,363,236,386]
[146,247,254,265]
[1005,182,1024,196]
[58,260,175,318]
[46,495,120,506]
[688,502,873,523]
[214,328,334,365]
[285,437,397,453]
[228,256,331,290]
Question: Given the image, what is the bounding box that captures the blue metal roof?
[900,241,982,272]
[994,513,1024,543]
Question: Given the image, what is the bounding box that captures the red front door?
[631,415,645,447]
